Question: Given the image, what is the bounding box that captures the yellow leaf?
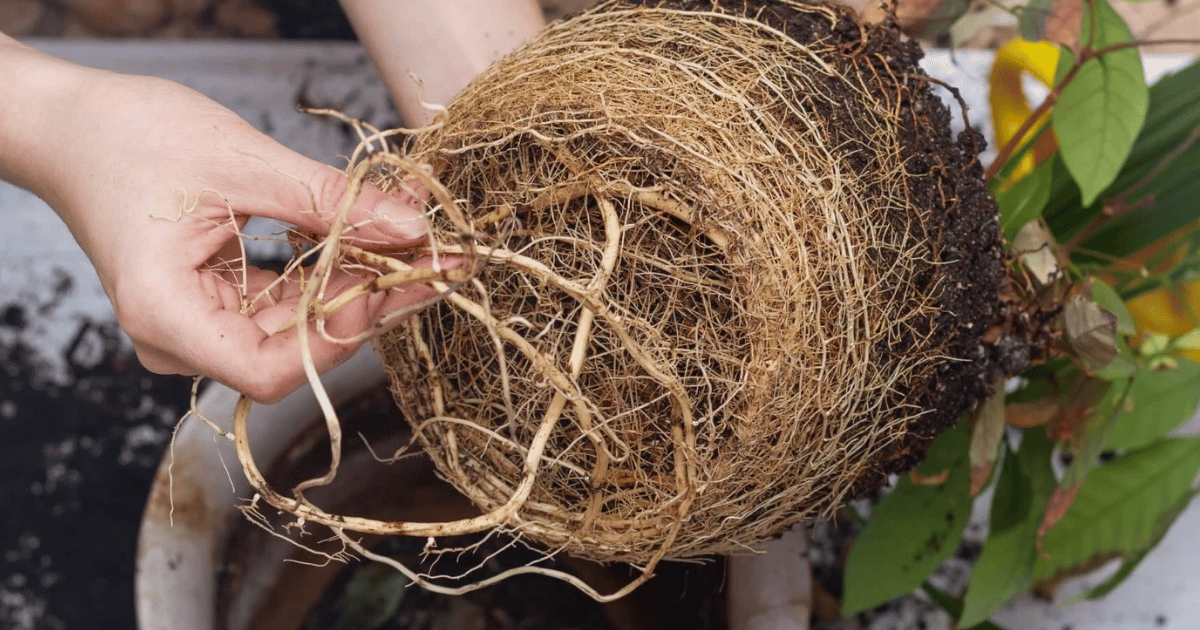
[989,39,1061,183]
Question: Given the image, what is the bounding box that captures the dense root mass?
[377,0,1001,565]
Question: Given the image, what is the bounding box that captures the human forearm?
[0,32,100,202]
[338,0,545,125]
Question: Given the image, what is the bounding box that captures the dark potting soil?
[0,307,191,630]
[300,535,728,630]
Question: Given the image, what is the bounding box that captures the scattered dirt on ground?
[0,305,190,630]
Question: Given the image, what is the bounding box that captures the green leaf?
[998,157,1054,240]
[1094,340,1136,380]
[1060,378,1130,488]
[1080,545,1149,600]
[334,565,410,630]
[1018,0,1056,41]
[1044,58,1200,256]
[959,431,1056,627]
[842,421,972,616]
[920,582,1012,630]
[1105,359,1200,451]
[1034,437,1200,580]
[1090,279,1136,335]
[1141,332,1172,356]
[1051,0,1148,206]
[1079,491,1195,601]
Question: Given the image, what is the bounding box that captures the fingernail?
[376,198,428,241]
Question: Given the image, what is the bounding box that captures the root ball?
[377,0,1001,565]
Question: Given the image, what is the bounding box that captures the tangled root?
[376,0,1001,564]
[230,0,1001,594]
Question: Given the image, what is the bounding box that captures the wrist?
[0,34,107,203]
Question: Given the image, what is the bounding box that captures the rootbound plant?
[215,0,1200,609]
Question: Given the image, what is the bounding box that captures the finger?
[226,142,431,246]
[162,269,435,403]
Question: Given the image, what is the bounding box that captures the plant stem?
[983,32,1200,183]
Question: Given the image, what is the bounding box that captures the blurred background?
[0,0,1197,52]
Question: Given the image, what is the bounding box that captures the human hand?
[4,53,433,402]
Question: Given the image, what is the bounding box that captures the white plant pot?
[134,348,389,630]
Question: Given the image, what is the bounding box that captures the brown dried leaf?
[1006,400,1060,428]
[1043,0,1083,48]
[861,0,970,38]
[1047,403,1092,442]
[1047,376,1110,442]
[1063,295,1120,369]
[910,468,950,485]
[1037,482,1083,557]
[970,384,1007,496]
[1013,221,1060,285]
[1033,551,1121,600]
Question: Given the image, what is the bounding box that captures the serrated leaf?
[1063,294,1119,369]
[1051,0,1148,206]
[1034,437,1200,581]
[971,384,1008,496]
[998,156,1054,239]
[1019,0,1056,41]
[1105,359,1200,451]
[1090,279,1136,335]
[842,421,972,616]
[959,431,1056,627]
